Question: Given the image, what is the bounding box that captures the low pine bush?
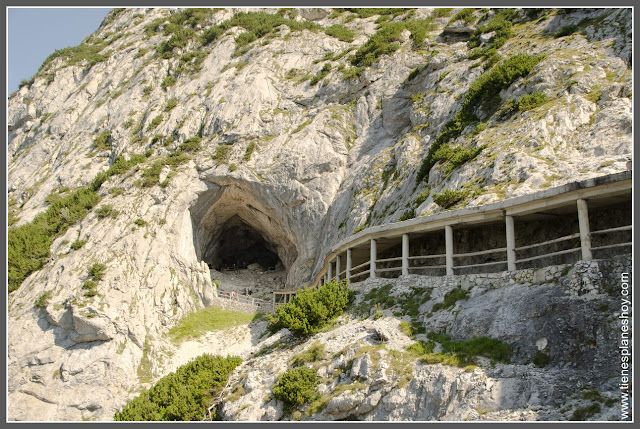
[272,367,319,408]
[267,279,351,335]
[114,354,242,421]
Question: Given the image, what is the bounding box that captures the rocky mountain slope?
[7,7,632,421]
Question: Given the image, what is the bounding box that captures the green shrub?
[109,187,124,196]
[179,136,202,153]
[35,291,52,308]
[554,24,578,38]
[432,189,469,209]
[448,8,475,25]
[427,332,511,363]
[267,279,351,335]
[83,280,96,290]
[96,204,119,219]
[432,8,453,18]
[93,131,111,150]
[516,91,549,111]
[161,76,177,90]
[350,22,405,68]
[414,189,430,206]
[324,24,354,42]
[431,287,469,312]
[243,141,256,162]
[213,144,233,165]
[399,321,413,337]
[417,54,543,183]
[310,63,332,86]
[398,209,416,221]
[8,153,146,294]
[164,98,178,111]
[570,403,601,421]
[532,351,550,367]
[148,115,163,131]
[88,262,107,281]
[70,239,87,250]
[272,367,319,408]
[114,354,242,421]
[134,219,146,227]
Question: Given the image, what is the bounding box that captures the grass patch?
[291,342,326,367]
[213,144,233,165]
[431,287,469,312]
[169,306,259,344]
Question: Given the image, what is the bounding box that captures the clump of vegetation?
[93,130,111,151]
[398,209,416,221]
[448,8,476,25]
[432,144,486,175]
[349,18,436,71]
[169,306,259,344]
[272,367,319,410]
[417,53,544,182]
[164,98,178,111]
[70,238,87,250]
[35,291,52,308]
[468,9,518,62]
[140,152,190,188]
[161,75,177,90]
[291,342,326,367]
[432,189,469,209]
[427,332,511,363]
[179,136,202,153]
[310,63,332,86]
[431,287,469,312]
[267,279,352,336]
[96,204,119,219]
[532,351,550,367]
[570,403,601,421]
[148,115,164,131]
[502,91,550,118]
[243,141,256,162]
[554,24,578,38]
[324,24,354,43]
[213,144,233,165]
[8,154,145,294]
[114,354,242,421]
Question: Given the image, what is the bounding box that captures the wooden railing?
[311,171,631,288]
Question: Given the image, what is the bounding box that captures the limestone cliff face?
[7,8,632,420]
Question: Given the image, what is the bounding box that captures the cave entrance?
[190,183,299,286]
[206,216,283,271]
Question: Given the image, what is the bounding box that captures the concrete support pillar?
[346,248,352,282]
[445,226,454,276]
[577,199,593,261]
[328,261,333,280]
[370,239,377,279]
[402,234,410,276]
[505,215,516,271]
[336,255,341,282]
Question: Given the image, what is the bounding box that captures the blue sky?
[8,8,112,93]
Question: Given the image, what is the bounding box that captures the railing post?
[346,248,352,282]
[336,255,341,281]
[505,215,516,271]
[370,239,377,279]
[445,226,454,276]
[577,199,593,260]
[402,233,409,276]
[328,261,333,281]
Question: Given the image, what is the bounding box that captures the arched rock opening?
[190,182,299,283]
